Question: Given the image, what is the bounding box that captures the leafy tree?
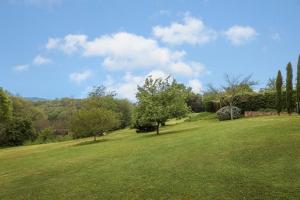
[88,85,116,97]
[275,70,283,115]
[135,76,189,135]
[286,62,293,114]
[0,88,12,123]
[0,117,36,146]
[296,55,300,113]
[71,108,120,141]
[223,74,257,119]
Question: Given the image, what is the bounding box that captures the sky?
[1,0,300,101]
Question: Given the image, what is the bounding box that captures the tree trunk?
[156,122,160,135]
[93,134,97,141]
[230,103,233,120]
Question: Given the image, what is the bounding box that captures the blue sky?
[1,0,300,100]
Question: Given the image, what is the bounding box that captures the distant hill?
[24,97,48,102]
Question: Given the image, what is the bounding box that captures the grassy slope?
[0,115,300,200]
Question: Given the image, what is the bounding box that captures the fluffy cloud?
[46,32,206,77]
[224,26,258,45]
[13,64,29,72]
[46,34,87,54]
[33,55,51,65]
[187,79,203,94]
[105,70,169,101]
[153,15,217,45]
[83,32,205,77]
[69,70,92,84]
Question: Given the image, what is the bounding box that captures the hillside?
[0,115,300,200]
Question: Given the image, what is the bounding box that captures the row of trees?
[275,55,300,115]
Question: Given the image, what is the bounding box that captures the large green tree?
[0,88,12,123]
[275,70,283,115]
[296,55,300,113]
[71,108,120,141]
[135,76,189,135]
[286,62,293,115]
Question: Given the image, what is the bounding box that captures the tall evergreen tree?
[275,70,283,115]
[296,55,300,113]
[286,62,293,115]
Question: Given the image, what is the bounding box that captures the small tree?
[71,108,120,141]
[275,70,283,115]
[135,76,189,135]
[286,62,293,115]
[296,55,300,113]
[222,74,257,120]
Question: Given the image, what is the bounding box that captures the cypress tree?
[296,55,300,113]
[286,62,293,115]
[276,70,283,115]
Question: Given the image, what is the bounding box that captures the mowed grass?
[1,115,300,200]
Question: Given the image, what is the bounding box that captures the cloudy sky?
[1,0,300,101]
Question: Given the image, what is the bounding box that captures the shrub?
[0,117,36,146]
[216,106,241,121]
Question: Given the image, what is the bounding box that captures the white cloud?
[105,70,170,101]
[14,64,29,72]
[82,32,205,77]
[46,34,87,54]
[153,15,217,45]
[33,55,51,65]
[69,70,92,84]
[188,79,203,94]
[224,25,258,45]
[46,38,61,49]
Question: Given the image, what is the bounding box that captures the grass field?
[1,114,300,200]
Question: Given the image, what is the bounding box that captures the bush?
[204,101,221,113]
[0,118,36,146]
[216,106,241,121]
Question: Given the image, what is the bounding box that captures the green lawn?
[1,115,300,200]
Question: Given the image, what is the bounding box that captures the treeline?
[0,86,133,146]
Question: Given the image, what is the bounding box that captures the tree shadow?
[74,138,109,146]
[141,126,201,138]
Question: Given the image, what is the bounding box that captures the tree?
[275,70,283,115]
[0,117,36,146]
[286,62,293,115]
[71,108,120,141]
[0,88,12,123]
[296,55,300,113]
[222,74,257,120]
[135,76,189,135]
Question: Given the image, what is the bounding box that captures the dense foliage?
[286,62,293,114]
[216,106,241,121]
[134,76,189,134]
[276,70,283,114]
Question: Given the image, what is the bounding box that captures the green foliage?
[71,108,120,140]
[286,62,294,114]
[186,94,204,112]
[296,55,300,113]
[135,77,189,134]
[185,112,216,122]
[0,117,36,146]
[216,106,241,121]
[0,88,12,123]
[276,70,283,114]
[38,128,55,142]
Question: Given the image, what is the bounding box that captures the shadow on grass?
[74,138,110,146]
[141,126,201,138]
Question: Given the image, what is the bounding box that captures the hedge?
[204,91,296,113]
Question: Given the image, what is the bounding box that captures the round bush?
[216,106,241,121]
